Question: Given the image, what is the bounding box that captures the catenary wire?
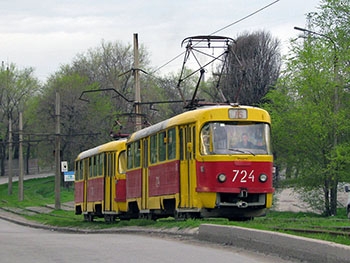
[150,0,280,75]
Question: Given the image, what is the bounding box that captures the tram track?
[273,226,350,237]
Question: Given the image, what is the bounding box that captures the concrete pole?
[133,33,142,131]
[8,117,12,195]
[18,112,24,201]
[55,92,61,209]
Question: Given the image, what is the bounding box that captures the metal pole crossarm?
[294,26,337,51]
[79,88,133,103]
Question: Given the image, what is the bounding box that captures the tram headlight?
[217,173,227,183]
[259,173,268,183]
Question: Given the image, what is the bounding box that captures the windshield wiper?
[228,148,255,156]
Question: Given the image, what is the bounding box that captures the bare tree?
[0,63,40,176]
[219,31,281,105]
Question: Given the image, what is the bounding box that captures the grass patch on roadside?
[1,177,350,245]
[0,176,73,207]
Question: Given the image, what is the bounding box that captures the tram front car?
[196,105,274,220]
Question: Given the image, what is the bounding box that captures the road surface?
[0,218,298,263]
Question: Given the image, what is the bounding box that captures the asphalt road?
[1,173,349,262]
[0,218,298,263]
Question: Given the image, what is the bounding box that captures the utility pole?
[133,33,142,131]
[8,117,12,195]
[55,92,61,209]
[18,112,24,201]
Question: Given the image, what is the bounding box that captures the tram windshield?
[200,122,272,155]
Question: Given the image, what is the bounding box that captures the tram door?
[104,153,113,211]
[83,159,88,213]
[141,139,149,210]
[179,124,196,208]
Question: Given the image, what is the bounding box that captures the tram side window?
[159,131,166,162]
[74,162,78,180]
[127,142,141,169]
[134,141,141,167]
[168,128,176,160]
[118,150,126,174]
[200,124,211,154]
[75,162,80,181]
[89,158,93,177]
[127,144,133,169]
[99,153,104,176]
[94,155,99,176]
[78,161,83,180]
[150,134,157,164]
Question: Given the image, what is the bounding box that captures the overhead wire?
[210,0,280,36]
[150,0,280,75]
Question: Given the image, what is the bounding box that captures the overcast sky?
[0,0,321,82]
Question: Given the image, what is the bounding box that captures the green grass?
[1,177,350,245]
[1,176,73,207]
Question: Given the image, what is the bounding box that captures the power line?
[210,0,280,36]
[152,0,280,74]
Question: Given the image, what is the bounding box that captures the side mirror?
[345,185,349,192]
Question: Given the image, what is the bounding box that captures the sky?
[0,0,321,82]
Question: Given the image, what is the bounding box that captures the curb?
[198,224,350,263]
[0,209,198,236]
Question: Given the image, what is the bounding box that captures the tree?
[29,39,158,167]
[264,0,350,215]
[219,31,281,105]
[0,63,41,177]
[29,71,109,169]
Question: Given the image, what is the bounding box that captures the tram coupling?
[236,200,248,208]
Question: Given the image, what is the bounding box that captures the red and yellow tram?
[75,104,274,221]
[74,139,127,222]
[125,104,273,220]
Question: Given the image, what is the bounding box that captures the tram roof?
[128,105,269,142]
[76,139,126,161]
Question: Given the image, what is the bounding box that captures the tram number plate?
[232,169,254,183]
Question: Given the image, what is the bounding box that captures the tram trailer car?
[74,139,128,222]
[74,104,274,221]
[126,104,274,220]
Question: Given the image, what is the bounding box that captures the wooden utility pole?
[8,117,12,195]
[133,33,142,131]
[55,92,61,209]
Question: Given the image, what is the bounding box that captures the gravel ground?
[273,187,349,213]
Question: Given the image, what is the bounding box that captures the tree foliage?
[28,72,109,168]
[264,0,350,215]
[27,40,184,168]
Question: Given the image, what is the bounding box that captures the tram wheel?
[83,214,93,222]
[104,215,115,223]
[139,213,156,220]
[174,211,186,221]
